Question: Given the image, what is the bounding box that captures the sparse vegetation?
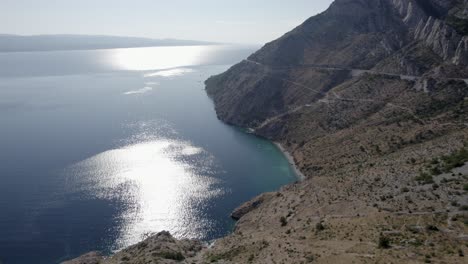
[440,147,468,172]
[414,147,468,187]
[415,172,434,184]
[378,235,391,249]
[419,148,468,181]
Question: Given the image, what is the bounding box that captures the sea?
[0,45,298,263]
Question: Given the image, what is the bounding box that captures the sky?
[0,0,334,44]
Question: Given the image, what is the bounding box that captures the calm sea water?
[0,45,298,264]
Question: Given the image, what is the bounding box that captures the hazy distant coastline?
[0,34,218,52]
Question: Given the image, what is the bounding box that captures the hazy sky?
[0,0,334,44]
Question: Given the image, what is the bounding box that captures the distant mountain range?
[0,34,217,52]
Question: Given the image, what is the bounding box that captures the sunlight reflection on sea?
[65,121,225,249]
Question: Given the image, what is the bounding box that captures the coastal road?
[247,59,432,130]
[244,59,468,84]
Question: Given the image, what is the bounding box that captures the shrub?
[430,166,442,175]
[280,216,288,226]
[316,222,325,231]
[441,148,468,172]
[378,235,391,249]
[305,254,315,262]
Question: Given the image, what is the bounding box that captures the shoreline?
[274,142,306,181]
[243,127,306,181]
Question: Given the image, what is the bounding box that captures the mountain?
[65,0,468,263]
[0,34,216,52]
[206,0,468,128]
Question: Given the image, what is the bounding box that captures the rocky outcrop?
[390,0,428,27]
[230,192,276,220]
[454,35,468,64]
[415,16,462,61]
[62,231,204,264]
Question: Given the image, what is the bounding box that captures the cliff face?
[66,1,468,263]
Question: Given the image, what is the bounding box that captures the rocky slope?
[62,231,203,264]
[66,0,468,263]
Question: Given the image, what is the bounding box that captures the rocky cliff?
[66,0,468,263]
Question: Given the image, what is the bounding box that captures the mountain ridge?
[0,34,218,52]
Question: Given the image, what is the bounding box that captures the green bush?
[441,148,468,172]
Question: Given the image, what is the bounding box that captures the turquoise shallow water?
[0,45,298,264]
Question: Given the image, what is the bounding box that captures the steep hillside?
[203,0,468,263]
